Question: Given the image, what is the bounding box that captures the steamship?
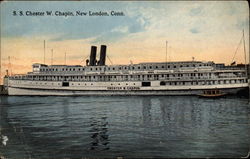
[4,45,249,96]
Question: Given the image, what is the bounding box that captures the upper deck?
[30,61,218,75]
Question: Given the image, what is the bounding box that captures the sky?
[0,1,249,83]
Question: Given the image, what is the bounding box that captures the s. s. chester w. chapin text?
[12,10,125,17]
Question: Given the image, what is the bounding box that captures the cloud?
[1,1,152,43]
[91,32,126,44]
[111,26,129,33]
[235,19,249,30]
[190,28,200,34]
[189,6,203,16]
[89,15,150,44]
[1,1,249,65]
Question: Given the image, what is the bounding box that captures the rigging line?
[242,29,247,78]
[231,35,243,63]
[107,55,113,65]
[80,55,90,64]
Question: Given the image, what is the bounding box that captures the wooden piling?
[0,85,8,95]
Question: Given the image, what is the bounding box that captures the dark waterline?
[0,96,249,158]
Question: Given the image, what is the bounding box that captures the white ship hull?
[8,87,247,96]
[7,79,248,96]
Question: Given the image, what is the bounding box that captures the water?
[0,96,249,158]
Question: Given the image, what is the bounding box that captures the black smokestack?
[99,45,106,66]
[89,46,97,66]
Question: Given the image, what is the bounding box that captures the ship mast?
[242,30,247,78]
[51,49,53,65]
[64,52,66,65]
[0,40,1,85]
[166,40,168,63]
[165,40,168,69]
[8,56,12,76]
[44,40,46,64]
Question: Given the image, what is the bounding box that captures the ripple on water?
[0,96,249,158]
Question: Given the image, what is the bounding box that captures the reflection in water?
[159,97,170,126]
[0,97,8,126]
[89,116,109,151]
[157,96,249,152]
[62,98,70,120]
[0,97,8,143]
[142,98,152,125]
[0,97,32,158]
[0,96,249,158]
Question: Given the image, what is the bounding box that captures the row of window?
[40,67,82,72]
[13,72,244,82]
[38,63,212,72]
[70,82,137,86]
[160,79,246,86]
[14,81,138,87]
[13,79,246,87]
